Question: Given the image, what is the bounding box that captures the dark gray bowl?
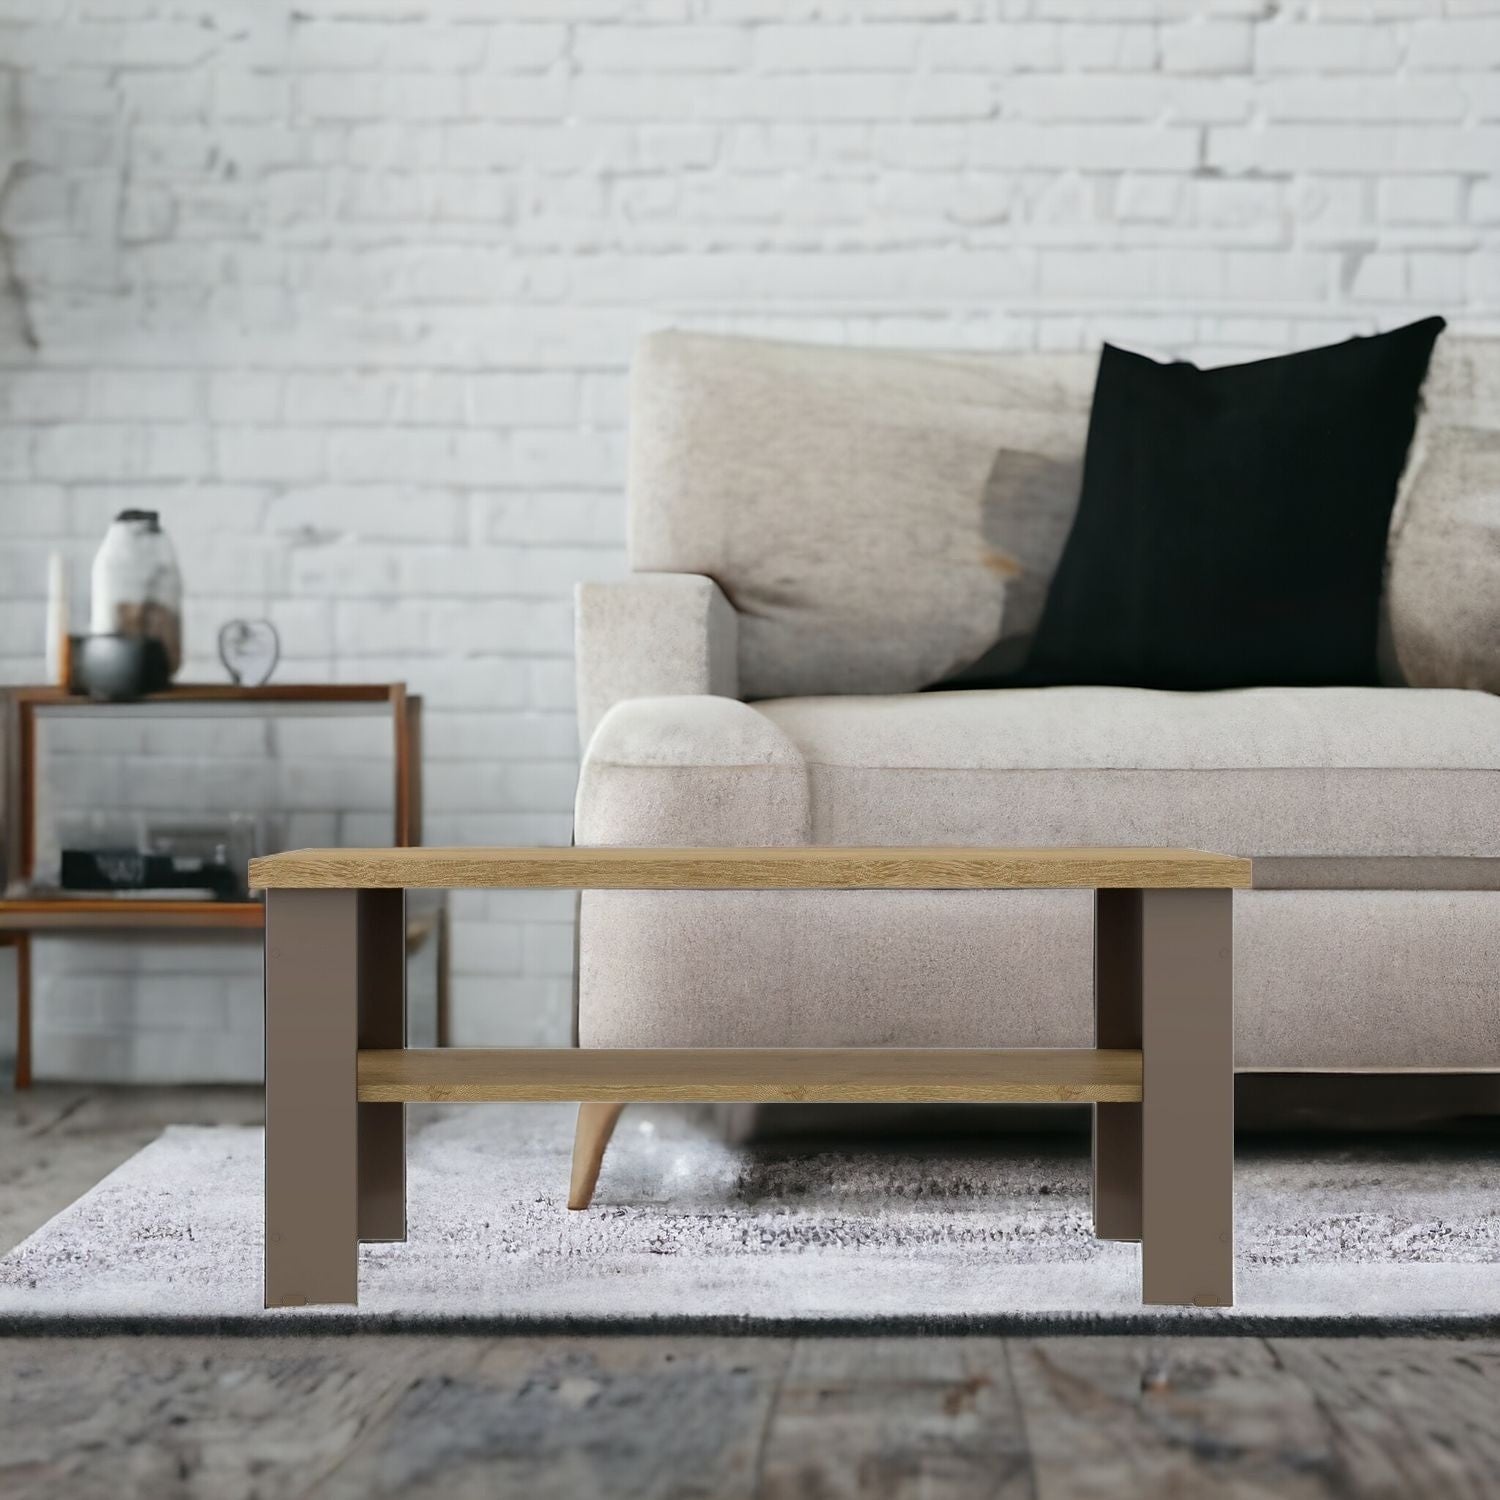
[71,634,171,701]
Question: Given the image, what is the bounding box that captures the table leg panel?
[1093,889,1143,1242]
[1140,887,1235,1307]
[265,888,360,1308]
[358,889,407,1243]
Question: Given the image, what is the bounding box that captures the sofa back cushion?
[1385,338,1500,695]
[628,329,1496,703]
[627,330,1095,699]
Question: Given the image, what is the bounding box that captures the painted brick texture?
[1,3,1497,1078]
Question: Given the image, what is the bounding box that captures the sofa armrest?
[575,574,739,746]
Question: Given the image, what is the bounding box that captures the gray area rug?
[2,1105,1497,1335]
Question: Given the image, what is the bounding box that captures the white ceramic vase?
[90,509,183,676]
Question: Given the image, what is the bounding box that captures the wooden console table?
[251,844,1251,1311]
[1,683,421,1087]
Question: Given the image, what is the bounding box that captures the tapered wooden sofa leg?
[569,1102,625,1209]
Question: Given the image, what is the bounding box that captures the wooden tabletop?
[250,845,1252,892]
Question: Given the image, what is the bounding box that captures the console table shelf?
[0,899,266,932]
[1,682,422,1088]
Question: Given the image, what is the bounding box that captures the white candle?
[44,551,69,687]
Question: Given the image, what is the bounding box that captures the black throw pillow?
[1002,318,1445,692]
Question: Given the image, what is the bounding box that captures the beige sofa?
[573,332,1500,1076]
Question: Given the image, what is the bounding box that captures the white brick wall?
[2,2,1498,1080]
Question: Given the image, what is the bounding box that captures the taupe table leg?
[1140,887,1234,1307]
[265,888,359,1307]
[359,889,407,1242]
[1092,888,1142,1241]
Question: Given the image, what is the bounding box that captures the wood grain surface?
[251,844,1252,892]
[356,1047,1144,1104]
[7,1332,1499,1500]
[0,899,266,931]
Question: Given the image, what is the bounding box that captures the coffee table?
[251,845,1250,1311]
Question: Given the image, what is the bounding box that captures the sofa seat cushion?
[576,695,811,847]
[575,687,1500,858]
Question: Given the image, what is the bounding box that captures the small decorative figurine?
[218,618,280,686]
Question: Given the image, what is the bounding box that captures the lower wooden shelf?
[356,1046,1143,1105]
[0,898,265,932]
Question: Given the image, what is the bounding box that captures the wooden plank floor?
[3,1085,1499,1499]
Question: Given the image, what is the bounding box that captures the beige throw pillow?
[1385,339,1500,695]
[627,331,1095,700]
[1387,423,1500,694]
